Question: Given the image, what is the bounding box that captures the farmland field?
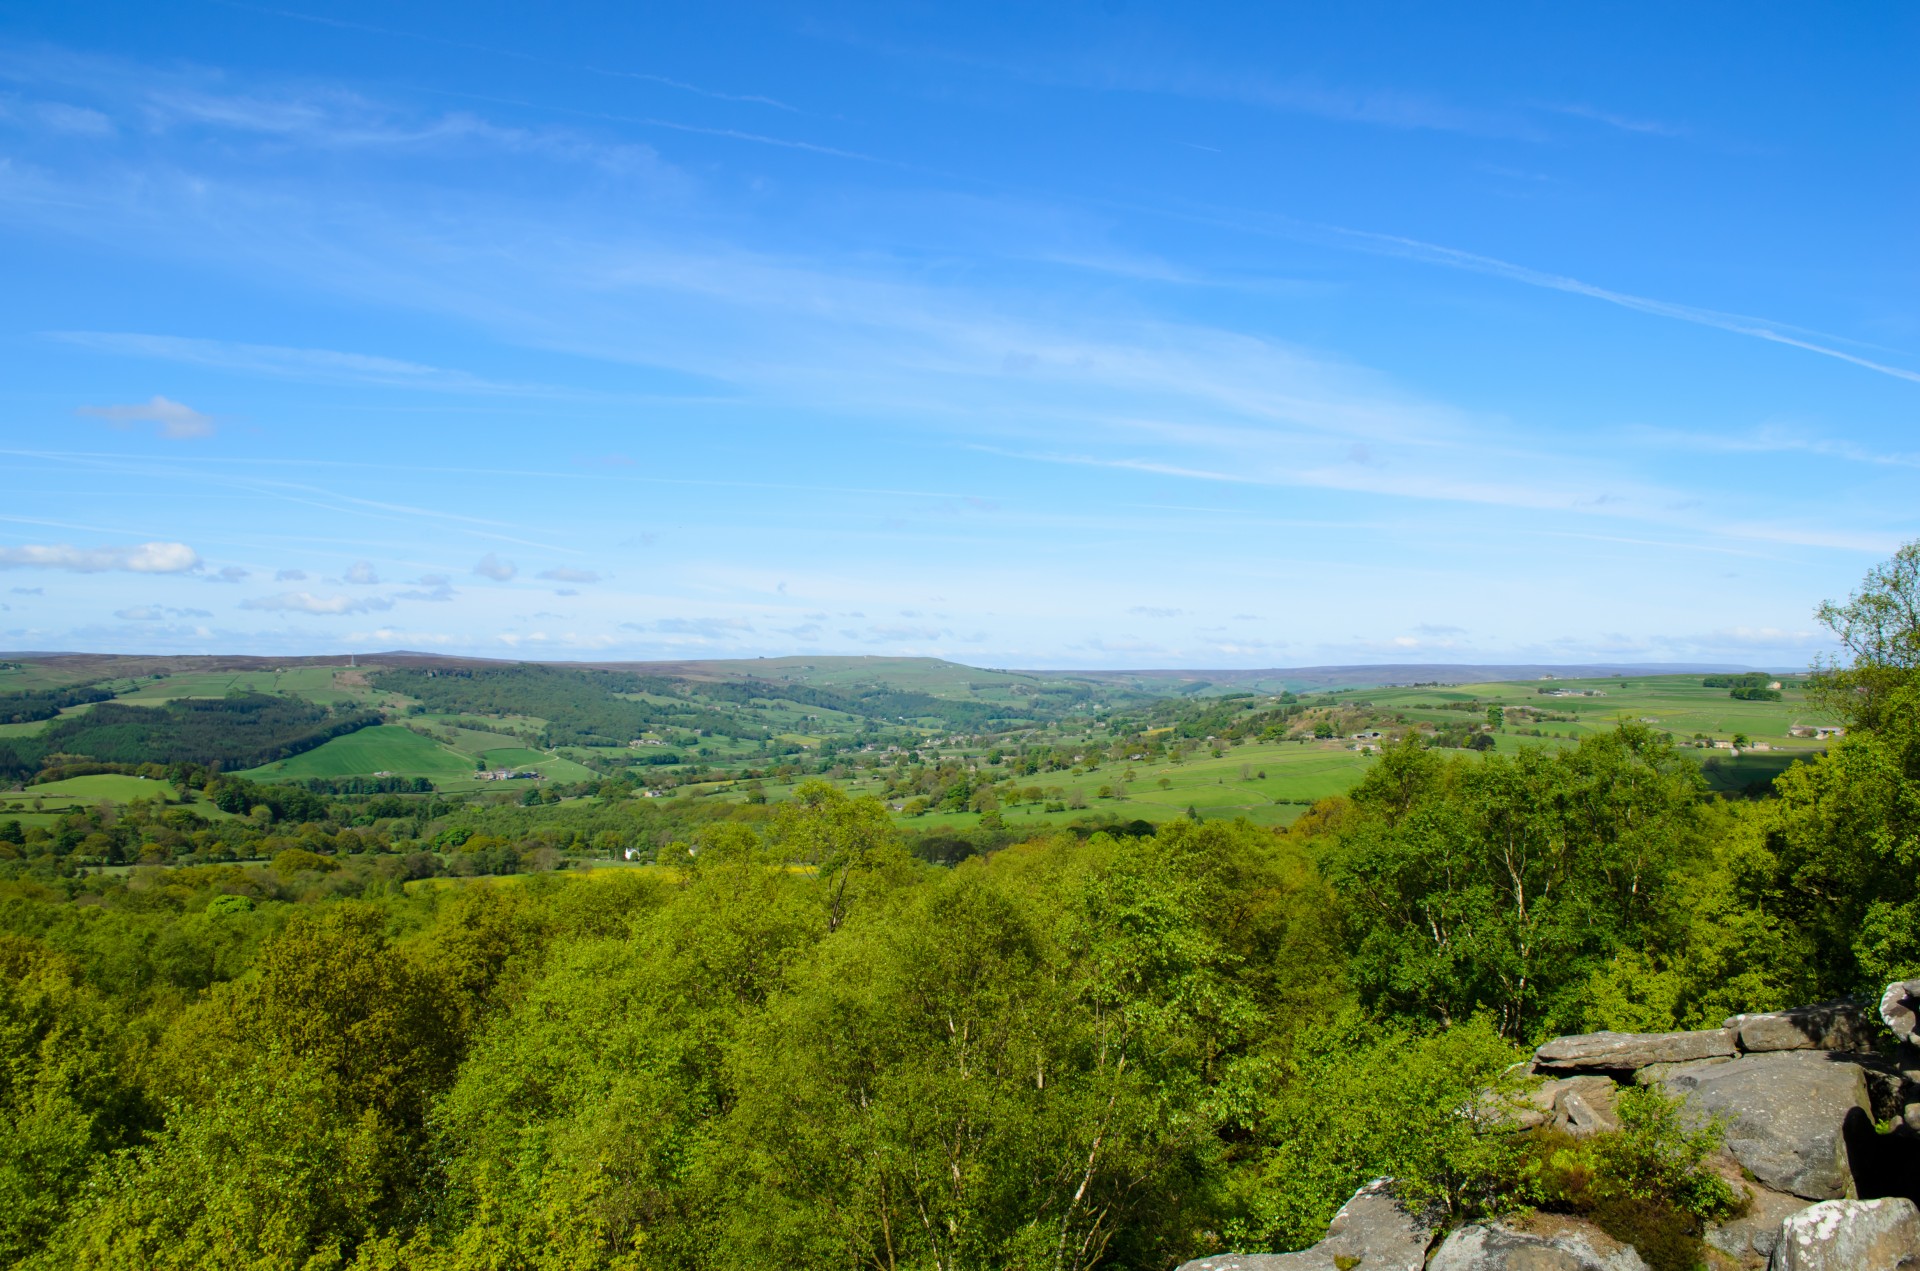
[0,699,117,737]
[1,772,238,825]
[1359,675,1831,745]
[472,747,599,783]
[243,724,474,783]
[115,666,369,706]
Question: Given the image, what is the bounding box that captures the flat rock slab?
[1533,1028,1736,1074]
[1656,1052,1870,1200]
[1727,1001,1881,1053]
[1769,1197,1920,1270]
[1176,1179,1430,1271]
[1427,1213,1648,1270]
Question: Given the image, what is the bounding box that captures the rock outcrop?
[1426,1213,1648,1270]
[1880,981,1920,1042]
[1727,1001,1881,1054]
[1176,1178,1432,1270]
[1520,1075,1622,1136]
[1768,1197,1920,1270]
[1532,1028,1737,1074]
[1654,1051,1872,1200]
[1188,982,1920,1270]
[1707,1181,1813,1266]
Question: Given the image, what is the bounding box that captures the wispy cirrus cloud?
[621,616,755,637]
[49,332,564,396]
[537,567,602,583]
[216,3,807,113]
[1319,227,1920,385]
[1539,101,1686,137]
[1630,424,1920,470]
[0,96,115,136]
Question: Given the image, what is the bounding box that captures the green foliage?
[31,694,378,771]
[1759,678,1920,992]
[1219,1015,1524,1251]
[1320,727,1708,1040]
[1702,674,1773,690]
[0,684,115,727]
[372,665,764,745]
[0,937,153,1265]
[1812,538,1920,732]
[1,545,1917,1269]
[1520,1087,1742,1271]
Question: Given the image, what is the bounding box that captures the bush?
[1519,1086,1742,1271]
[271,848,338,876]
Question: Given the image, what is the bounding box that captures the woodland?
[0,543,1915,1270]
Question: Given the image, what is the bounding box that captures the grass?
[114,666,371,706]
[0,662,96,692]
[474,747,599,783]
[723,737,1385,831]
[1359,674,1831,745]
[0,773,237,824]
[242,724,476,784]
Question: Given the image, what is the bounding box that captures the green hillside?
[244,724,474,783]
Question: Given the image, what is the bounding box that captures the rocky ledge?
[1180,985,1920,1271]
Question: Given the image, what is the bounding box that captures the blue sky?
[0,2,1913,668]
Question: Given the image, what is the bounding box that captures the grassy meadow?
[0,772,236,826]
[242,724,476,784]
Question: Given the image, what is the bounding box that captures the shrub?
[1519,1086,1743,1271]
[271,847,338,876]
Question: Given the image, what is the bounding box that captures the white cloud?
[864,623,946,641]
[75,394,214,439]
[395,576,455,601]
[1129,606,1184,618]
[239,591,394,615]
[115,604,212,620]
[0,541,200,573]
[622,617,755,637]
[275,568,307,581]
[344,559,381,584]
[210,565,249,583]
[473,553,517,581]
[536,567,602,583]
[52,332,567,397]
[6,99,117,136]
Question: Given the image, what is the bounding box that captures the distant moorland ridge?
[0,650,1759,692]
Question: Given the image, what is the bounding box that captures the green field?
[243,725,475,783]
[472,747,600,784]
[115,666,370,706]
[10,773,179,804]
[0,662,98,692]
[1,772,238,825]
[1358,675,1830,744]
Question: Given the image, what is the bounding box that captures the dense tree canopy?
[0,542,1917,1268]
